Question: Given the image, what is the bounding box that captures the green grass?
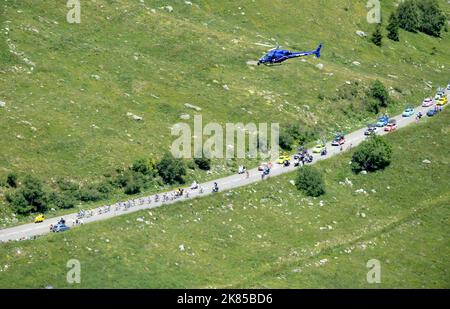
[0,108,448,288]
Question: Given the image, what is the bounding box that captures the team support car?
[384,121,397,132]
[331,134,345,146]
[364,124,377,136]
[402,106,415,117]
[51,222,70,233]
[436,96,448,106]
[427,109,437,117]
[376,115,389,127]
[422,97,433,107]
[276,154,290,164]
[34,214,45,223]
[312,143,326,154]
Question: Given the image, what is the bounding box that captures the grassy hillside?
[0,108,448,288]
[0,0,449,182]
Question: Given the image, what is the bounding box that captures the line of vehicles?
[365,86,448,135]
[29,85,449,233]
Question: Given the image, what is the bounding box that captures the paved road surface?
[0,90,448,243]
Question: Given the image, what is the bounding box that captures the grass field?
[0,108,448,288]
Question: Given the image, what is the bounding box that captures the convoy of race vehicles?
[30,85,449,232]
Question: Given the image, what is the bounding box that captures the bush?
[156,153,187,184]
[194,157,211,171]
[295,166,326,197]
[124,179,142,195]
[351,135,392,173]
[75,185,104,202]
[6,173,18,188]
[130,158,154,176]
[48,192,76,209]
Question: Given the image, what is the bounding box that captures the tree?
[6,172,18,188]
[295,166,326,197]
[386,13,400,41]
[397,0,421,32]
[130,158,152,175]
[351,135,392,173]
[417,0,446,37]
[371,24,383,47]
[156,153,187,184]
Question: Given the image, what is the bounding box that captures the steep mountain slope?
[0,0,449,179]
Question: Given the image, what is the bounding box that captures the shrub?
[194,157,211,171]
[131,158,154,176]
[124,179,142,195]
[278,129,294,151]
[367,80,390,112]
[76,185,103,202]
[351,135,392,173]
[6,172,18,188]
[156,153,187,184]
[295,166,326,197]
[48,192,76,209]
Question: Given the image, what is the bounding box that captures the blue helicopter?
[257,43,323,66]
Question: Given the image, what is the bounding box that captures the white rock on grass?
[126,112,143,121]
[316,63,324,70]
[184,103,202,111]
[165,6,174,12]
[422,159,431,164]
[0,101,5,108]
[179,244,185,251]
[223,84,230,91]
[356,30,367,37]
[352,61,361,66]
[184,1,193,5]
[179,114,190,120]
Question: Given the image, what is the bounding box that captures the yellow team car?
[436,96,448,106]
[312,143,326,154]
[276,153,290,164]
[34,214,45,223]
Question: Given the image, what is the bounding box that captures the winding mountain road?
[0,89,448,243]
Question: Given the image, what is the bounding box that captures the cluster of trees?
[351,135,392,173]
[3,152,211,216]
[372,0,446,46]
